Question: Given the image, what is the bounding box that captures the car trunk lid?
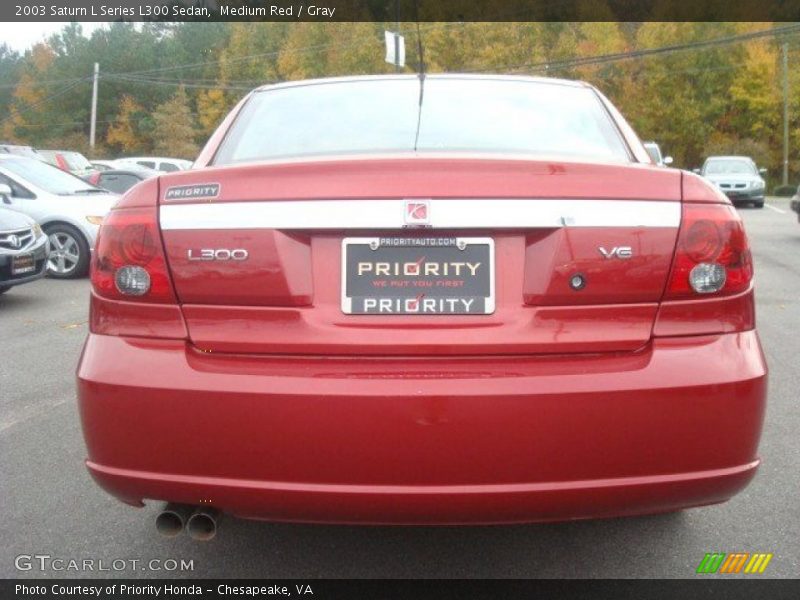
[159,157,681,356]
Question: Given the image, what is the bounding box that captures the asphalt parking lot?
[1,197,798,579]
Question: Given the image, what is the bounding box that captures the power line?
[0,75,90,90]
[102,73,257,91]
[101,72,270,87]
[1,29,381,91]
[466,24,800,75]
[108,33,383,79]
[0,78,89,125]
[17,119,114,130]
[109,18,555,81]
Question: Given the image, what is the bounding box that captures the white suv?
[123,156,192,173]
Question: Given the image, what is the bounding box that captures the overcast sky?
[0,22,106,53]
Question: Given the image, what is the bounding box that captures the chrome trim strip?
[159,199,681,230]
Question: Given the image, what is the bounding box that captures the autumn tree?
[277,23,332,80]
[150,86,200,159]
[107,95,147,154]
[196,88,231,137]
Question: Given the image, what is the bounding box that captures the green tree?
[0,44,21,134]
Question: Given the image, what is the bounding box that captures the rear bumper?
[77,331,768,525]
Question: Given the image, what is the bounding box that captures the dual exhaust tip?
[156,503,220,541]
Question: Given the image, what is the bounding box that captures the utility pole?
[90,62,98,150]
[782,43,789,186]
[394,0,401,72]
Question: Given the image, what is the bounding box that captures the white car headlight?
[32,222,43,237]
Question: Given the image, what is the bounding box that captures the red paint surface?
[78,331,766,523]
[159,156,682,204]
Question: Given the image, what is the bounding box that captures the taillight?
[91,207,176,303]
[664,203,753,299]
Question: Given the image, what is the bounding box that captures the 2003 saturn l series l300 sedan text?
[76,75,767,540]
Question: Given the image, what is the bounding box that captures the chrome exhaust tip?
[155,503,194,538]
[186,507,221,541]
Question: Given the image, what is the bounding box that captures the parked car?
[87,166,158,195]
[0,143,44,160]
[90,160,117,172]
[695,155,766,208]
[0,203,49,294]
[642,141,673,166]
[77,75,766,537]
[791,184,800,223]
[0,155,116,278]
[39,149,97,179]
[123,156,192,172]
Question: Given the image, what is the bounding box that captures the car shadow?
[0,287,51,311]
[152,508,695,578]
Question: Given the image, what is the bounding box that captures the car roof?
[125,156,189,162]
[99,168,156,177]
[705,155,755,161]
[254,73,590,94]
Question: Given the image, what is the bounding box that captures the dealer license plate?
[341,237,495,315]
[11,253,35,275]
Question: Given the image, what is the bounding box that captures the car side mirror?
[758,167,767,175]
[663,156,673,166]
[0,183,12,203]
[692,168,701,174]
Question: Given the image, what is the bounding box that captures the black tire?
[0,285,11,294]
[754,200,765,209]
[44,223,90,279]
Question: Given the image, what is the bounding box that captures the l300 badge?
[188,248,249,261]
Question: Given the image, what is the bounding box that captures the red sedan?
[77,75,767,539]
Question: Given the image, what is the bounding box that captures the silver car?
[696,155,767,208]
[642,141,673,167]
[0,155,117,278]
[0,206,49,294]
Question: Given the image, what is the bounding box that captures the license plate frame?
[341,236,495,315]
[11,253,36,275]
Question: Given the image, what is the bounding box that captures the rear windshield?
[63,152,92,170]
[214,78,631,165]
[644,143,662,164]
